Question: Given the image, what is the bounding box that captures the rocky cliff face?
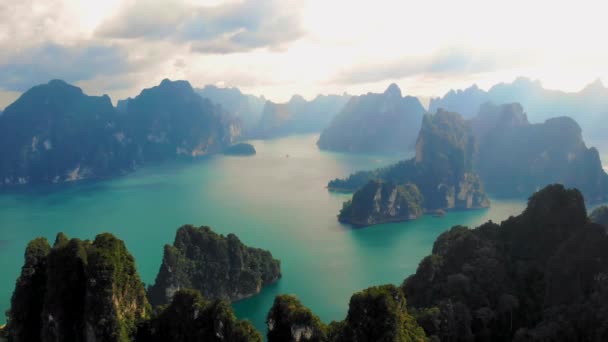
[0,79,240,188]
[472,102,608,202]
[148,225,281,306]
[7,233,150,342]
[338,181,423,227]
[266,285,427,342]
[317,83,425,153]
[403,184,608,341]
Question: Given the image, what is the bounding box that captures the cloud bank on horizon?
[0,0,606,108]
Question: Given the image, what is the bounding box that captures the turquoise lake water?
[0,134,527,332]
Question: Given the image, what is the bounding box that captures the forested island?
[334,109,489,226]
[330,102,608,218]
[338,181,423,226]
[148,225,281,306]
[3,184,607,341]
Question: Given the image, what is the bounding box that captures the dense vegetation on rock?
[330,109,489,226]
[6,232,150,342]
[471,102,608,202]
[223,143,256,156]
[148,225,281,306]
[0,79,239,188]
[267,285,427,342]
[254,94,350,138]
[317,84,426,153]
[429,77,608,147]
[338,180,423,226]
[402,184,608,341]
[6,231,267,342]
[267,295,328,342]
[136,289,262,342]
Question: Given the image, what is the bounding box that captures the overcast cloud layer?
[0,0,606,108]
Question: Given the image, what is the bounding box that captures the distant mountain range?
[196,86,350,138]
[196,85,266,132]
[430,77,608,147]
[317,84,426,154]
[255,94,350,138]
[2,77,608,192]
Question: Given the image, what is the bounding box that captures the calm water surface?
[0,134,527,332]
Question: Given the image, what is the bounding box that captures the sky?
[0,0,606,108]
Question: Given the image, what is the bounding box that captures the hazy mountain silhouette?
[430,77,608,147]
[196,85,266,134]
[317,83,425,153]
[470,102,608,202]
[254,93,350,138]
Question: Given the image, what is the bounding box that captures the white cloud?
[0,0,606,108]
[96,0,305,53]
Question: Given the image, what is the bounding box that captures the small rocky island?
[148,225,281,306]
[331,110,489,227]
[338,180,423,226]
[223,142,256,156]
